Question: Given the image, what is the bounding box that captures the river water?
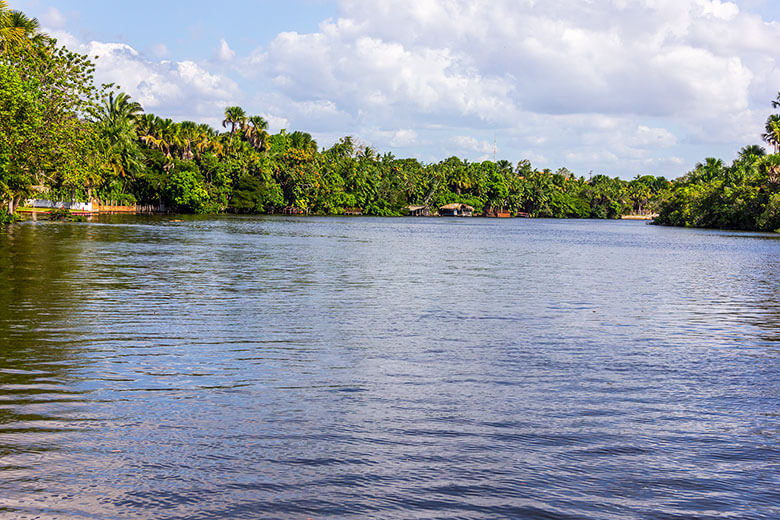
[0,216,778,519]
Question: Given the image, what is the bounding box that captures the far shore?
[15,206,659,221]
[621,214,657,220]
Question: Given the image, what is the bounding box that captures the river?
[1,216,778,519]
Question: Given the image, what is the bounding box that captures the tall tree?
[222,106,247,135]
[93,92,145,188]
[289,130,317,154]
[98,91,143,127]
[0,1,26,55]
[738,144,766,161]
[245,115,269,151]
[1,11,105,212]
[763,114,780,154]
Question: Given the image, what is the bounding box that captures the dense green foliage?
[2,5,780,230]
[654,96,780,231]
[0,3,106,213]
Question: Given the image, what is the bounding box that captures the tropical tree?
[0,61,42,212]
[5,9,45,46]
[689,157,725,183]
[326,136,354,158]
[0,1,31,55]
[97,92,142,126]
[136,114,160,148]
[1,13,105,212]
[496,159,513,173]
[222,106,247,135]
[151,118,177,158]
[288,130,318,154]
[95,92,143,189]
[89,92,148,203]
[196,123,221,158]
[757,154,780,185]
[763,114,780,154]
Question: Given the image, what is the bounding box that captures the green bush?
[0,209,21,224]
[48,207,71,220]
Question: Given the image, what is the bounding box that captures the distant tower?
[493,136,497,163]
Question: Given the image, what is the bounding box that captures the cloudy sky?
[10,0,780,178]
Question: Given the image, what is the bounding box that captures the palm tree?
[177,121,200,160]
[0,1,35,54]
[156,118,178,158]
[691,157,725,183]
[222,106,247,135]
[289,131,317,154]
[6,10,41,39]
[739,144,766,161]
[628,177,652,214]
[441,156,472,195]
[97,92,143,128]
[763,114,780,154]
[757,154,780,184]
[496,159,513,172]
[94,92,145,184]
[136,114,161,148]
[248,115,268,133]
[191,123,219,158]
[244,115,269,151]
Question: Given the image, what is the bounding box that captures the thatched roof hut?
[439,203,474,217]
[406,205,431,217]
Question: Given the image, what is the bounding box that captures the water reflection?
[0,217,779,519]
[0,223,101,517]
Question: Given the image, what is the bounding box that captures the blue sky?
[12,0,338,58]
[9,0,780,179]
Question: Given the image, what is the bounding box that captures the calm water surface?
[0,217,778,519]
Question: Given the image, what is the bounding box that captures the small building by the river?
[407,205,431,217]
[282,206,308,215]
[439,203,474,217]
[484,207,511,218]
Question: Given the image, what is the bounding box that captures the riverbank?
[621,214,658,220]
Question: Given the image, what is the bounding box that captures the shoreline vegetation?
[2,5,780,231]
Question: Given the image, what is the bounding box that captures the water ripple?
[1,217,779,519]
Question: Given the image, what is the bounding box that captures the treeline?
[653,99,780,231]
[0,6,669,220]
[654,147,780,230]
[1,3,105,220]
[90,102,674,219]
[2,5,780,230]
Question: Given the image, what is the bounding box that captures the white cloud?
[520,152,548,165]
[50,31,240,123]
[631,126,678,148]
[151,43,169,58]
[699,0,740,20]
[565,150,620,164]
[390,129,418,147]
[451,136,494,154]
[643,156,686,167]
[256,21,516,125]
[322,0,773,125]
[217,38,235,62]
[41,0,780,177]
[261,114,289,133]
[41,7,66,29]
